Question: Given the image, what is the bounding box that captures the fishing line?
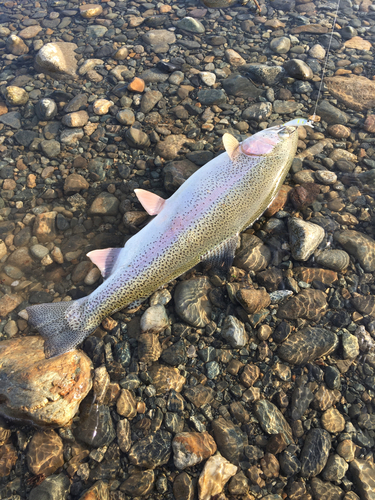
[310,0,341,122]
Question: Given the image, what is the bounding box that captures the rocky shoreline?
[0,0,375,499]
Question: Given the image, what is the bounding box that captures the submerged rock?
[278,327,337,365]
[0,337,92,427]
[198,452,237,500]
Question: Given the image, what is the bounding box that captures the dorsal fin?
[134,189,166,216]
[86,248,122,279]
[223,133,240,160]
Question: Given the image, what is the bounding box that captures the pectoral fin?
[223,133,240,160]
[87,248,122,278]
[200,234,240,270]
[135,189,166,215]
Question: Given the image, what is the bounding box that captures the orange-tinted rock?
[148,364,185,395]
[294,268,338,286]
[116,389,137,419]
[344,36,372,51]
[0,100,8,116]
[264,185,292,217]
[64,173,89,193]
[327,124,351,139]
[0,294,23,317]
[79,3,103,18]
[325,75,375,112]
[33,211,57,243]
[27,430,64,476]
[173,432,217,469]
[236,288,271,314]
[18,25,43,39]
[79,480,109,499]
[240,363,260,387]
[128,77,145,92]
[291,24,327,34]
[0,443,17,477]
[0,337,92,427]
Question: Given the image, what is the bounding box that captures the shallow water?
[0,0,375,499]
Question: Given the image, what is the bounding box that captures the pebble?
[334,230,375,272]
[27,430,64,476]
[300,428,331,477]
[35,42,78,79]
[270,37,291,53]
[220,315,248,348]
[120,470,154,497]
[140,304,168,333]
[5,87,29,106]
[322,454,349,481]
[254,400,293,444]
[212,417,246,465]
[198,453,237,500]
[172,432,217,469]
[288,218,325,261]
[350,459,375,500]
[316,249,350,272]
[278,327,337,364]
[128,430,172,469]
[174,277,212,327]
[28,474,70,500]
[284,59,313,80]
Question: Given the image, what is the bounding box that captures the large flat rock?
[0,336,92,427]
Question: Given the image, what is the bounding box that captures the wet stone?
[342,331,359,359]
[161,340,187,366]
[27,430,64,476]
[173,431,217,469]
[315,249,350,272]
[28,474,70,500]
[212,417,246,466]
[234,235,271,272]
[284,59,313,80]
[300,428,331,477]
[148,364,185,395]
[75,403,116,448]
[174,277,212,328]
[350,459,375,500]
[291,384,314,420]
[0,443,17,478]
[35,98,57,121]
[279,450,301,477]
[138,333,162,363]
[236,288,271,314]
[310,477,345,500]
[220,315,248,348]
[288,218,325,261]
[117,419,131,453]
[173,472,194,500]
[278,327,337,365]
[254,400,293,444]
[140,304,168,333]
[334,230,375,272]
[120,470,154,497]
[116,389,137,419]
[0,337,92,427]
[184,386,215,408]
[316,100,349,125]
[322,454,349,481]
[277,290,328,322]
[321,407,345,433]
[89,192,119,216]
[198,453,237,500]
[128,430,172,469]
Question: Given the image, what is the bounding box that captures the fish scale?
[27,123,300,358]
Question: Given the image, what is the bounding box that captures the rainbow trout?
[27,120,307,358]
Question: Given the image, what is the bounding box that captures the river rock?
[177,17,205,33]
[315,249,350,271]
[284,59,313,80]
[140,305,168,333]
[27,430,64,476]
[234,235,271,272]
[29,474,70,500]
[173,472,194,500]
[148,364,185,395]
[138,333,162,363]
[0,337,92,427]
[321,407,345,433]
[350,459,375,500]
[4,86,29,106]
[288,218,325,261]
[334,230,375,272]
[128,430,172,469]
[198,453,237,500]
[212,417,246,465]
[278,327,337,364]
[277,290,328,321]
[254,400,293,444]
[322,454,349,482]
[155,134,192,161]
[75,403,116,448]
[310,477,344,500]
[35,98,58,121]
[300,428,331,477]
[173,432,217,469]
[184,386,215,408]
[325,75,375,112]
[35,42,78,79]
[120,470,154,497]
[174,277,212,327]
[220,315,248,348]
[316,100,349,125]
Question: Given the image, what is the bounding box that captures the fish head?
[240,123,299,157]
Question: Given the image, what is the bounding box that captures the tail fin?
[27,298,94,358]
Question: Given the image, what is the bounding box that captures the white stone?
[198,453,237,500]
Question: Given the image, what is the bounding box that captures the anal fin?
[87,248,122,279]
[200,234,240,270]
